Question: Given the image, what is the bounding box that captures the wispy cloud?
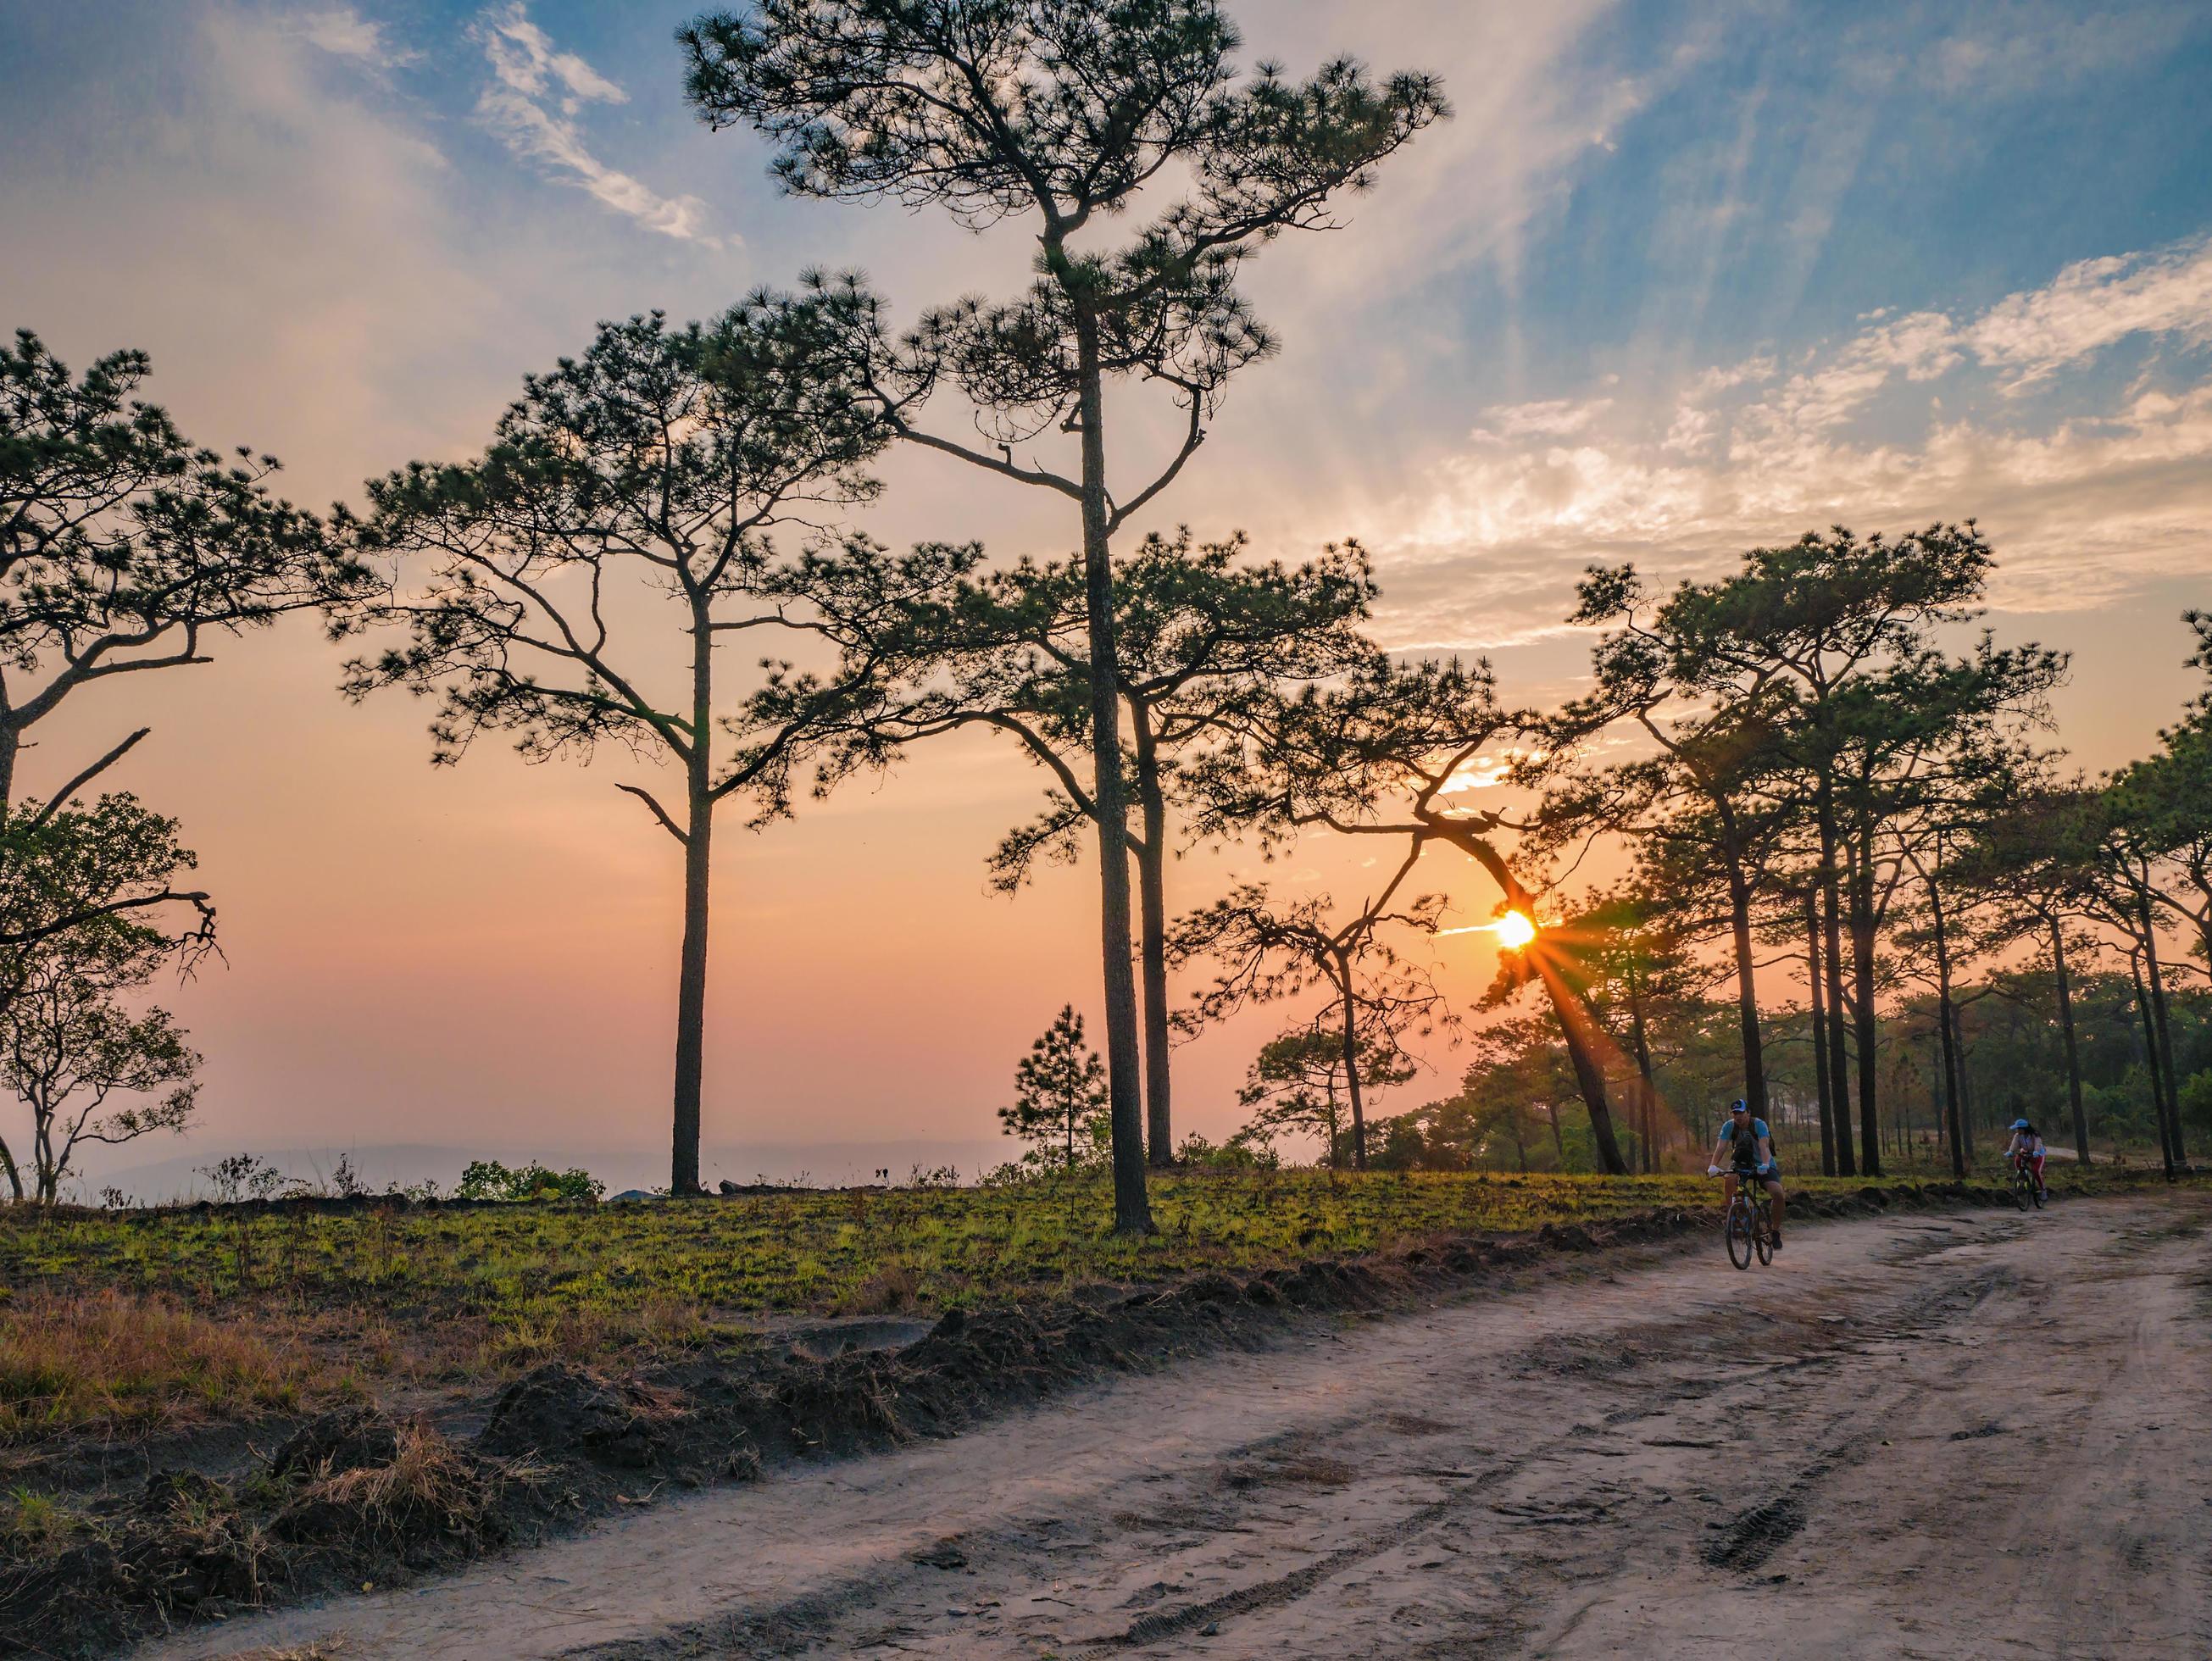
[294,6,418,70]
[1970,240,2212,391]
[1476,397,1615,441]
[470,3,724,247]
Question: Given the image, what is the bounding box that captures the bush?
[2180,1069,2212,1137]
[1175,1133,1277,1172]
[197,1153,286,1203]
[454,1160,603,1203]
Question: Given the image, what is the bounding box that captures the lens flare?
[1437,910,1541,947]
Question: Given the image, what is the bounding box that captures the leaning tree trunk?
[1439,825,1627,1173]
[670,608,715,1197]
[2049,917,2091,1167]
[1130,716,1174,1167]
[1537,959,1628,1175]
[1848,831,1883,1176]
[1071,305,1151,1234]
[1450,830,1627,1174]
[1805,892,1837,1176]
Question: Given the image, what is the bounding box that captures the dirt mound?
[272,1405,404,1478]
[481,1364,688,1471]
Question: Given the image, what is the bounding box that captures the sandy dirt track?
[142,1191,2212,1660]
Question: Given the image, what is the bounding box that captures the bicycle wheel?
[1726,1203,1753,1270]
[2031,1179,2044,1211]
[1754,1219,1774,1266]
[2012,1176,2030,1212]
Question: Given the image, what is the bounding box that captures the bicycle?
[1717,1166,1776,1269]
[2009,1156,2045,1212]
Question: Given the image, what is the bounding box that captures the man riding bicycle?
[1708,1098,1784,1252]
[2001,1118,2048,1200]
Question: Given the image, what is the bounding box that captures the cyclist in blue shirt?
[1707,1098,1784,1252]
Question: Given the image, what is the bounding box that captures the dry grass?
[832,1258,924,1315]
[281,1420,541,1547]
[0,1289,353,1445]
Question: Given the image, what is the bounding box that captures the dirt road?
[145,1191,2212,1660]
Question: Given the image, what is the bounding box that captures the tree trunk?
[1625,951,1657,1175]
[1130,714,1174,1167]
[0,1134,21,1202]
[2049,917,2090,1167]
[1545,1100,1565,1166]
[1722,851,1770,1119]
[1806,892,1837,1176]
[1820,876,1857,1177]
[1848,830,1883,1176]
[1508,1102,1528,1173]
[1928,875,1967,1179]
[1441,827,1627,1174]
[670,782,713,1197]
[1338,964,1367,1171]
[2127,953,2177,1179]
[1071,307,1151,1234]
[1538,957,1628,1174]
[2138,890,2188,1169]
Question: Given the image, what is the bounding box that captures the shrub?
[455,1160,603,1203]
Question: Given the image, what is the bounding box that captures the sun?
[1495,909,1538,949]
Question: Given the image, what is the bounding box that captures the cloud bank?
[1381,236,2212,651]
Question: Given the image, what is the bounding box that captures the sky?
[3,0,2209,1190]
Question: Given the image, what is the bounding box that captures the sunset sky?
[4,0,2209,1191]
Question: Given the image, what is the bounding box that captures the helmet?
[1730,1098,1749,1114]
[2010,1119,2032,1130]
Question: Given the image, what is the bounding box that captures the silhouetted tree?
[1959,774,2105,1164]
[1235,1020,1414,1168]
[1,328,333,802]
[1170,856,1451,1169]
[0,915,197,1203]
[334,300,970,1194]
[681,0,1446,1231]
[1186,652,1632,1172]
[0,329,334,1035]
[804,530,1376,1166]
[1557,567,1796,1130]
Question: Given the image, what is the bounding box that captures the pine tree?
[1000,1005,1109,1172]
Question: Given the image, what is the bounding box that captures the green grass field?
[0,1165,2157,1452]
